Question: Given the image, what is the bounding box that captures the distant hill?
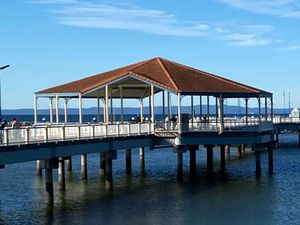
[2,105,296,115]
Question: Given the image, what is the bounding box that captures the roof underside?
[37,57,272,98]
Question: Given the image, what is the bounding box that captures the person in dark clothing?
[0,120,7,130]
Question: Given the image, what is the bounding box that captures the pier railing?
[273,116,300,124]
[1,122,152,146]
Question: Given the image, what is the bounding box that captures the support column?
[207,96,210,123]
[36,160,42,176]
[34,94,38,124]
[218,94,224,133]
[177,152,183,183]
[58,158,66,191]
[168,92,171,130]
[206,145,214,176]
[151,85,155,132]
[105,85,109,123]
[64,98,68,123]
[120,87,124,122]
[140,147,145,176]
[110,88,113,122]
[177,93,182,133]
[105,151,113,190]
[45,168,54,204]
[275,130,279,147]
[140,99,144,122]
[245,98,249,125]
[271,96,274,121]
[220,145,226,172]
[125,149,132,176]
[199,96,202,119]
[189,146,197,180]
[49,97,53,124]
[97,92,100,122]
[100,152,106,176]
[79,93,83,124]
[265,97,268,120]
[162,90,165,119]
[298,131,300,148]
[226,145,231,155]
[238,145,242,156]
[66,157,72,172]
[191,95,194,124]
[267,145,274,175]
[255,151,261,177]
[258,97,261,123]
[80,154,87,180]
[56,94,59,124]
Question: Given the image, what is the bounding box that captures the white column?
[140,99,144,123]
[110,88,113,122]
[265,97,268,120]
[162,90,165,119]
[218,94,224,133]
[245,98,249,125]
[34,94,38,124]
[258,96,261,123]
[199,96,202,118]
[151,85,155,131]
[191,95,194,124]
[105,85,109,123]
[97,92,100,122]
[64,98,68,123]
[177,93,182,133]
[168,92,171,119]
[271,96,274,121]
[79,93,83,124]
[120,87,124,122]
[56,95,59,124]
[49,97,53,124]
[207,96,210,123]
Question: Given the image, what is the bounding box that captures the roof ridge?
[156,57,179,91]
[161,58,265,93]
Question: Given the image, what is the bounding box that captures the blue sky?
[1,0,300,109]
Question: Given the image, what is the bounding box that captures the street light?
[0,65,10,119]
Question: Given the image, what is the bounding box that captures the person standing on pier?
[11,117,21,129]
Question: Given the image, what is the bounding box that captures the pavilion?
[34,57,273,133]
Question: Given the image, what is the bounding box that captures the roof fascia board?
[35,92,80,98]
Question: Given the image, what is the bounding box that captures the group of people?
[0,117,22,130]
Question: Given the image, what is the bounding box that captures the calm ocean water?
[0,133,300,225]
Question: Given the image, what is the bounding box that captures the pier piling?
[189,145,197,180]
[45,168,54,204]
[298,131,300,148]
[226,145,231,155]
[206,145,214,176]
[80,154,87,180]
[125,149,132,176]
[105,151,113,190]
[58,158,66,191]
[220,145,226,172]
[36,160,42,176]
[255,151,262,177]
[238,145,242,157]
[177,152,183,183]
[66,157,72,172]
[100,152,106,176]
[139,147,145,176]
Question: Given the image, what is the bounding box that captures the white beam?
[56,95,59,124]
[49,98,53,124]
[218,94,224,133]
[178,93,182,133]
[79,93,83,124]
[97,92,100,122]
[34,94,38,124]
[64,98,68,123]
[120,87,124,122]
[105,85,109,123]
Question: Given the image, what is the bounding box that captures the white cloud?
[218,0,300,18]
[31,0,277,47]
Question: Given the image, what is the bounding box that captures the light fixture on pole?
[0,65,10,119]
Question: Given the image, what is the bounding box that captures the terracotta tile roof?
[37,57,271,96]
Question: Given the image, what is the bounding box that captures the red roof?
[37,57,271,97]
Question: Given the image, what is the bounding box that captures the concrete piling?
[58,158,66,191]
[177,152,183,183]
[220,145,226,172]
[100,152,106,176]
[66,157,72,172]
[45,168,54,204]
[80,154,87,180]
[268,146,274,175]
[105,151,113,190]
[255,151,262,177]
[206,145,214,176]
[125,149,132,176]
[139,147,145,176]
[36,160,42,176]
[189,145,197,180]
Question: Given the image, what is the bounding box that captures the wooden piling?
[189,146,197,180]
[226,145,230,155]
[66,157,72,172]
[105,151,113,190]
[100,152,106,176]
[36,160,42,176]
[206,145,214,176]
[220,145,226,172]
[45,168,54,204]
[80,154,87,180]
[125,149,132,176]
[177,152,183,183]
[139,147,145,176]
[58,158,66,191]
[255,151,262,177]
[238,145,242,156]
[275,131,279,147]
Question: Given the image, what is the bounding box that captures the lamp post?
[0,65,10,119]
